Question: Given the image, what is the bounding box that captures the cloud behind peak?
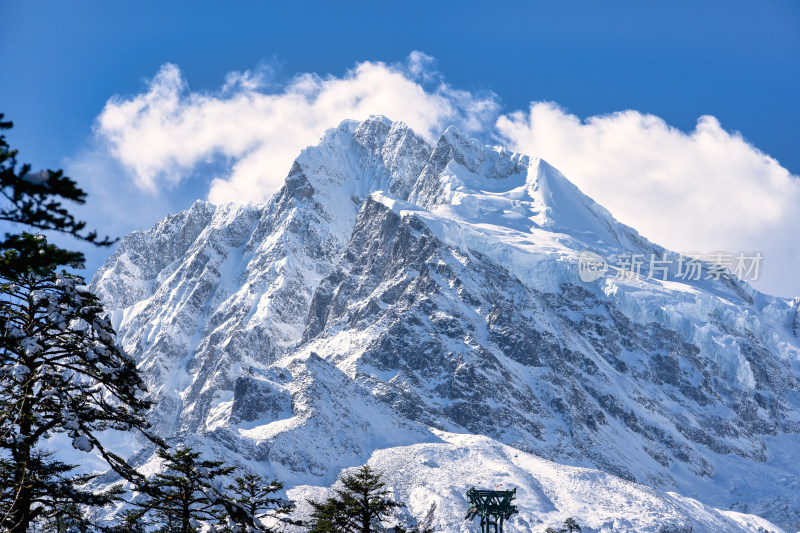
[91,54,799,297]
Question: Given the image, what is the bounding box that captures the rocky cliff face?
[92,116,800,531]
[93,118,431,436]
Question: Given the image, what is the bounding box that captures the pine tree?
[107,510,146,533]
[307,498,353,533]
[0,113,147,530]
[563,517,581,532]
[2,449,115,533]
[32,498,93,532]
[222,473,297,531]
[544,517,582,533]
[308,465,403,533]
[130,447,263,533]
[0,233,160,532]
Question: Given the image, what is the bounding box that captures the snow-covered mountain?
[92,117,800,531]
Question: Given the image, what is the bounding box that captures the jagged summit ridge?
[92,117,800,531]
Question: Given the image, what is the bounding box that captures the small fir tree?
[130,447,263,533]
[545,517,582,533]
[222,473,297,531]
[308,465,403,533]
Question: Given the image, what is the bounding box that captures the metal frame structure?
[464,487,518,533]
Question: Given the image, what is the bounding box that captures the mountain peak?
[91,118,800,531]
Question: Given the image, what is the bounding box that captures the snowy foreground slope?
[92,117,800,531]
[289,431,780,533]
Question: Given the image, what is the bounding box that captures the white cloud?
[92,56,799,297]
[96,54,499,203]
[496,103,800,297]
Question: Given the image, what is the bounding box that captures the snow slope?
[289,431,783,533]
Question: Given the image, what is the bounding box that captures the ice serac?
[93,116,800,531]
[408,125,530,210]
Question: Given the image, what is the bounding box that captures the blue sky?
[2,1,799,296]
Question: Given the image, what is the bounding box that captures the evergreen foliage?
[545,517,582,533]
[308,465,404,533]
[0,114,154,531]
[0,113,114,259]
[127,447,267,533]
[0,235,159,532]
[222,473,297,531]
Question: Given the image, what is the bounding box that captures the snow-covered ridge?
[92,116,800,531]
